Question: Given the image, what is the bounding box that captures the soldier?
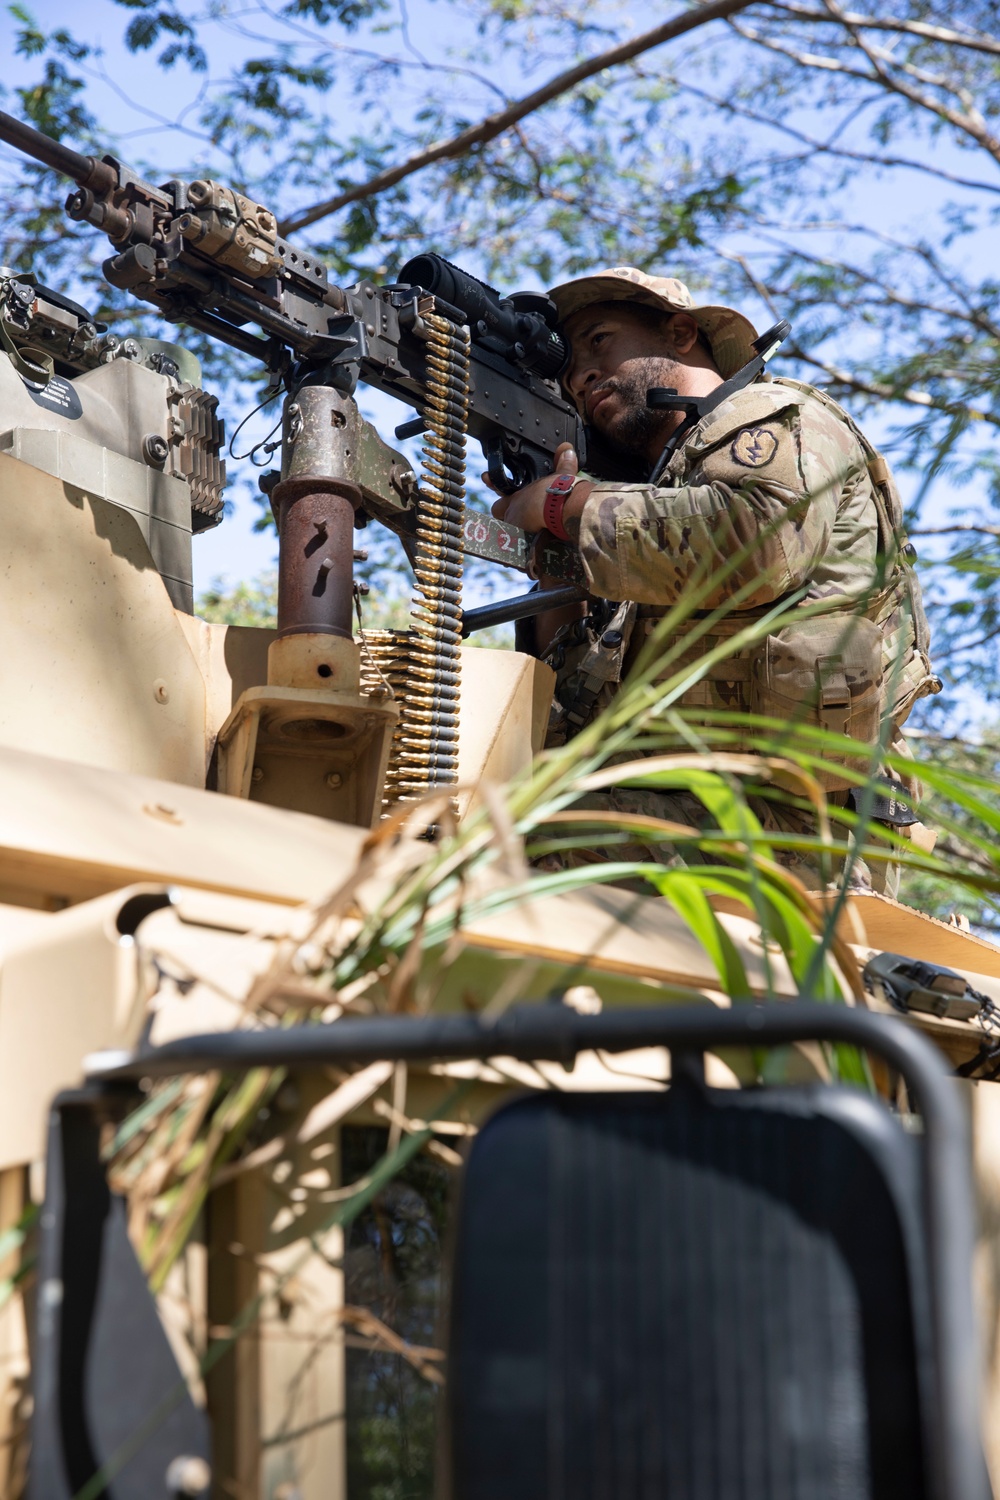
[490,268,938,893]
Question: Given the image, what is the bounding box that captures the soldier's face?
[563,304,684,459]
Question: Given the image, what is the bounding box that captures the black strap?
[647,319,792,485]
[849,778,919,827]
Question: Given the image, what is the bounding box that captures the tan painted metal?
[0,890,148,1170]
[174,614,271,779]
[217,634,398,828]
[0,452,206,784]
[821,889,1000,979]
[213,634,551,828]
[0,352,209,610]
[215,683,397,825]
[211,1082,349,1500]
[0,876,741,1174]
[267,632,361,693]
[453,646,554,804]
[0,741,367,909]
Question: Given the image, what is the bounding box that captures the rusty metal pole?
[272,477,358,639]
[271,386,362,640]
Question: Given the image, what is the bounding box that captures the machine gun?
[0,109,583,546]
[0,112,793,626]
[0,106,598,806]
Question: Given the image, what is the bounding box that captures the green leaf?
[645,869,752,999]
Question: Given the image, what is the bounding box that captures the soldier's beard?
[591,355,682,462]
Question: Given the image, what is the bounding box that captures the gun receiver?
[0,109,585,507]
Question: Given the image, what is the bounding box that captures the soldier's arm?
[573,405,848,608]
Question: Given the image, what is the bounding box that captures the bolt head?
[143,433,170,468]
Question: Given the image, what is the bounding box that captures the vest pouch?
[750,614,884,789]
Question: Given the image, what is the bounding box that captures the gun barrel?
[0,108,111,191]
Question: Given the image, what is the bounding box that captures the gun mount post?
[215,383,398,826]
[271,385,360,647]
[272,476,357,639]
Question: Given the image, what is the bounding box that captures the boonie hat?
[549,266,759,380]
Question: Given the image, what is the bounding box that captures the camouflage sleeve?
[576,397,858,607]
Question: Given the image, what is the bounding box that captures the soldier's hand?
[487,442,591,533]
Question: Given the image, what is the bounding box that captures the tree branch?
[730,17,1000,164]
[942,620,1000,658]
[733,213,1000,340]
[764,240,1000,338]
[669,79,1000,196]
[706,241,992,409]
[250,0,512,104]
[277,0,762,237]
[766,3,1000,58]
[789,350,1000,428]
[821,0,995,143]
[727,123,989,210]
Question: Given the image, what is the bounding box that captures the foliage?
[109,573,938,1288]
[896,726,1000,935]
[196,567,514,645]
[197,570,280,628]
[196,568,418,632]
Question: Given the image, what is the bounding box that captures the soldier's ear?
[667,311,700,357]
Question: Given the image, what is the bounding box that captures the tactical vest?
[546,378,939,785]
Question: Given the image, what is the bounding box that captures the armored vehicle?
[0,106,998,1500]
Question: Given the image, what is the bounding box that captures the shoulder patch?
[685,384,802,454]
[731,426,779,468]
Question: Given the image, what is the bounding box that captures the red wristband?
[543,473,577,541]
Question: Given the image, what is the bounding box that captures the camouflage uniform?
[539,352,938,892]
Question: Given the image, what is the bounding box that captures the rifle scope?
[399,253,568,381]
